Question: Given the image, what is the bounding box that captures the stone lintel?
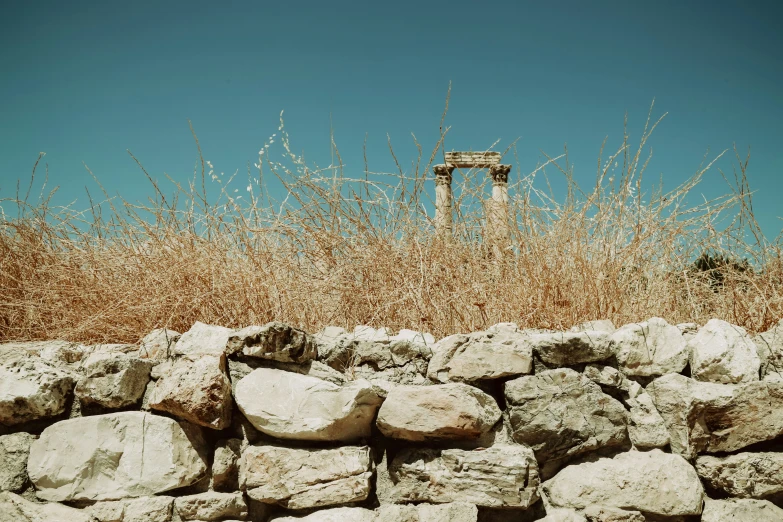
[444,151,501,169]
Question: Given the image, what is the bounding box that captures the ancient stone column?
[433,164,454,237]
[486,164,512,246]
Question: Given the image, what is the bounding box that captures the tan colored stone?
[611,318,689,377]
[701,498,783,521]
[89,496,174,522]
[689,318,760,384]
[228,322,316,363]
[0,491,95,522]
[695,452,783,499]
[0,358,74,426]
[0,433,35,492]
[174,492,247,521]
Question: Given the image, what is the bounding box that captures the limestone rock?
[89,496,174,522]
[149,355,232,430]
[611,318,689,377]
[138,328,181,361]
[542,449,703,516]
[376,503,478,522]
[377,383,501,441]
[647,373,783,458]
[570,320,617,333]
[539,509,587,522]
[240,445,372,509]
[582,365,640,397]
[174,492,247,521]
[173,322,234,358]
[531,331,615,367]
[755,319,783,381]
[350,339,431,385]
[0,433,35,492]
[701,498,783,521]
[0,358,74,426]
[0,491,96,522]
[505,369,628,462]
[427,330,533,382]
[314,326,354,370]
[582,506,645,522]
[75,354,153,409]
[695,452,783,499]
[228,322,316,363]
[389,444,539,508]
[689,318,761,383]
[212,438,242,492]
[28,411,207,501]
[626,392,670,449]
[234,368,381,441]
[271,507,376,522]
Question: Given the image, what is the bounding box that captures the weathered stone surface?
[240,445,372,509]
[228,322,316,363]
[376,503,478,522]
[701,498,783,521]
[539,508,587,522]
[37,340,92,367]
[234,368,381,441]
[174,492,247,521]
[542,449,703,516]
[755,319,783,381]
[149,355,232,430]
[138,328,181,361]
[0,433,35,492]
[0,358,74,426]
[89,496,174,522]
[582,365,641,397]
[173,322,234,358]
[505,369,628,462]
[570,320,616,333]
[28,412,207,501]
[626,392,670,449]
[0,491,95,522]
[689,318,761,384]
[377,383,501,441]
[647,373,783,458]
[427,330,533,382]
[0,340,76,365]
[389,444,539,508]
[531,331,615,367]
[212,438,242,492]
[351,339,431,385]
[271,507,376,522]
[314,326,354,370]
[695,452,783,499]
[611,318,689,377]
[75,354,153,409]
[582,506,645,522]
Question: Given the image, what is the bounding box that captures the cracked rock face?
[701,498,783,521]
[228,322,317,363]
[530,331,616,367]
[427,330,533,383]
[0,491,96,522]
[0,433,36,492]
[173,322,234,358]
[505,368,628,463]
[610,317,689,377]
[174,491,247,521]
[695,452,783,499]
[27,412,208,501]
[376,383,502,441]
[0,358,75,426]
[240,445,373,510]
[138,328,181,361]
[75,354,153,409]
[689,318,761,384]
[389,445,539,508]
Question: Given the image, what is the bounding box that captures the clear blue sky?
[1,0,781,240]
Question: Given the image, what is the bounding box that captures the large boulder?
[27,412,208,501]
[0,358,74,426]
[505,369,628,463]
[647,373,783,458]
[689,318,761,383]
[389,444,539,508]
[174,491,247,521]
[227,322,317,363]
[530,331,615,367]
[377,383,501,441]
[75,354,153,409]
[89,496,174,521]
[234,368,381,441]
[0,491,96,522]
[542,449,704,516]
[0,433,35,492]
[149,355,232,430]
[701,498,783,521]
[240,445,372,509]
[611,318,689,377]
[138,328,181,361]
[695,452,783,499]
[427,330,533,383]
[173,322,234,358]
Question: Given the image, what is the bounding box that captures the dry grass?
[1,101,782,343]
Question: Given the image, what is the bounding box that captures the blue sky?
[1,0,781,241]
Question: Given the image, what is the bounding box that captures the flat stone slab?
[174,491,247,521]
[89,496,174,521]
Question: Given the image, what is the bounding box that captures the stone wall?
[2,317,783,521]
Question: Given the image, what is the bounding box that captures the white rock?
[28,411,207,501]
[240,445,372,509]
[149,355,232,430]
[542,449,703,516]
[702,498,783,521]
[173,322,234,358]
[353,325,391,341]
[75,354,153,409]
[0,491,95,522]
[689,318,761,383]
[0,433,36,492]
[376,383,501,441]
[695,452,783,499]
[570,320,616,333]
[427,330,533,382]
[212,438,242,492]
[531,331,616,366]
[234,368,381,441]
[89,496,174,522]
[228,322,316,363]
[755,319,783,381]
[376,503,478,522]
[174,491,247,521]
[271,507,376,522]
[539,508,587,522]
[391,329,436,346]
[0,358,74,426]
[626,392,670,449]
[138,328,181,361]
[611,318,689,376]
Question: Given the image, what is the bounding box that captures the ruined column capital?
[433,164,454,185]
[489,164,512,185]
